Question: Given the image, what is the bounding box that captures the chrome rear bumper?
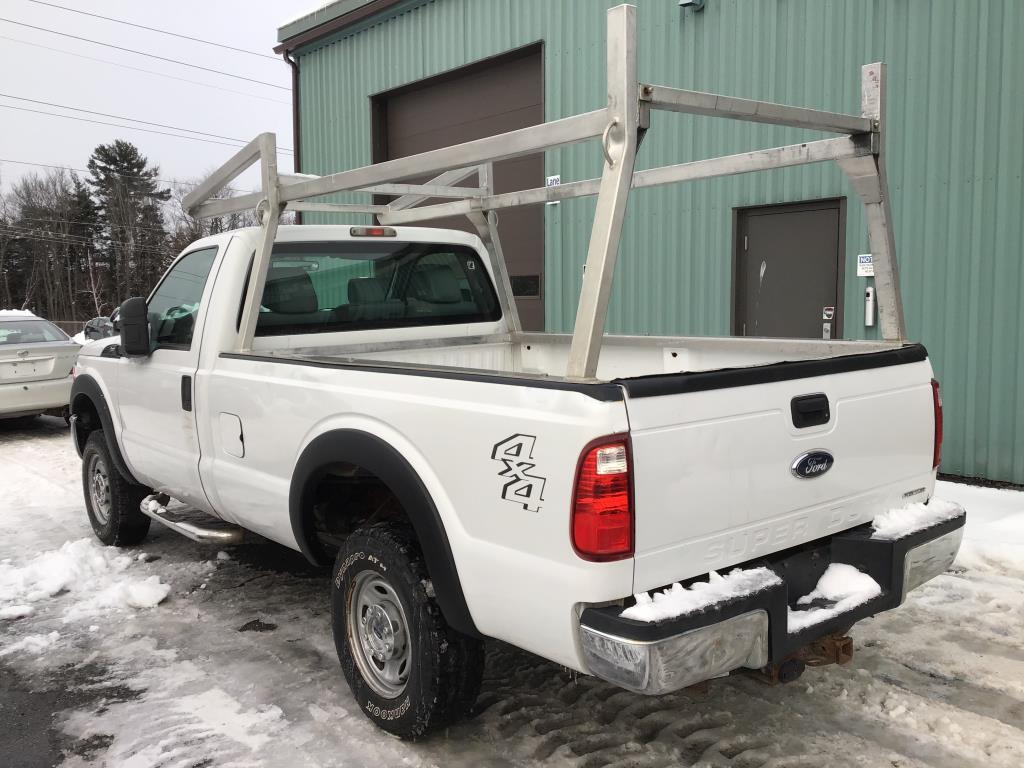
[579,509,965,695]
[581,610,768,694]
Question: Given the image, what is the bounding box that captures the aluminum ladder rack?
[184,3,904,381]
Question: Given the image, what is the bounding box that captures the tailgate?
[623,345,938,594]
[0,342,79,383]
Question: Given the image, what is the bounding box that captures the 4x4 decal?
[491,434,547,512]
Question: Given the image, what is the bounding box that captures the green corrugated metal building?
[276,0,1024,484]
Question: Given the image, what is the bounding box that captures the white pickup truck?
[69,5,964,740]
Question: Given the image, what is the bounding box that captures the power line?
[0,102,295,153]
[0,225,170,256]
[0,17,289,90]
[25,0,280,61]
[2,223,173,256]
[0,35,290,105]
[0,92,291,147]
[16,215,181,235]
[0,103,249,150]
[0,157,258,193]
[3,221,161,245]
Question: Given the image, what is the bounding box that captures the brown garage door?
[372,45,545,330]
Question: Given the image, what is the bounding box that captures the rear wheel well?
[306,463,410,558]
[290,429,479,636]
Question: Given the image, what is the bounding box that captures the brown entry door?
[734,200,845,339]
[373,46,545,330]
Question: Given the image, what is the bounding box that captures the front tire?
[82,431,151,546]
[332,523,484,739]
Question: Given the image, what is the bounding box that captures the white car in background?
[0,310,79,420]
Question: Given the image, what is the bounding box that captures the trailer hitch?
[799,633,854,667]
[746,633,854,686]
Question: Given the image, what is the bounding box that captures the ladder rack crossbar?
[381,135,873,225]
[641,84,875,134]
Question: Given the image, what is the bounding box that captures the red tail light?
[931,379,943,469]
[572,435,633,561]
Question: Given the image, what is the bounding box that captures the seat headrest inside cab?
[410,265,462,304]
[263,267,319,314]
[348,277,386,304]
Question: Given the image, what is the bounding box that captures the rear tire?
[82,431,151,546]
[331,522,484,740]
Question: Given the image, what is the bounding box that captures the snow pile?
[0,538,169,619]
[936,480,1024,576]
[872,498,964,540]
[621,567,782,622]
[0,631,60,657]
[788,563,882,633]
[71,330,86,344]
[0,308,35,317]
[0,604,33,620]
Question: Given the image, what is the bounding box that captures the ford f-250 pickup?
[69,4,965,739]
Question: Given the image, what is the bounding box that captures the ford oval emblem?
[791,450,834,479]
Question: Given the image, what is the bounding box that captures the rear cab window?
[0,319,69,345]
[255,240,501,337]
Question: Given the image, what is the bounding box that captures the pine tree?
[69,175,106,317]
[87,141,170,299]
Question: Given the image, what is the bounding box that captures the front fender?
[70,374,139,485]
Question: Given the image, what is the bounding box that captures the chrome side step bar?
[140,494,244,545]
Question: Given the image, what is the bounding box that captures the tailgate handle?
[791,393,829,428]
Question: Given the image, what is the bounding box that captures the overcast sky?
[0,0,302,195]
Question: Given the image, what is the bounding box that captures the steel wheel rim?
[347,570,411,699]
[88,453,111,525]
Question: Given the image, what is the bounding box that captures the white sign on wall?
[545,174,561,187]
[857,253,874,278]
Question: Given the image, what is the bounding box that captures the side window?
[147,247,218,351]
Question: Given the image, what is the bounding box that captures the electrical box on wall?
[865,286,876,327]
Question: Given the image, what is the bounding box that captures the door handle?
[181,375,193,412]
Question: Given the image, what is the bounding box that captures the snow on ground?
[0,538,170,616]
[1,418,1023,767]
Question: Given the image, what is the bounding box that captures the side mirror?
[119,297,151,357]
[83,316,114,340]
